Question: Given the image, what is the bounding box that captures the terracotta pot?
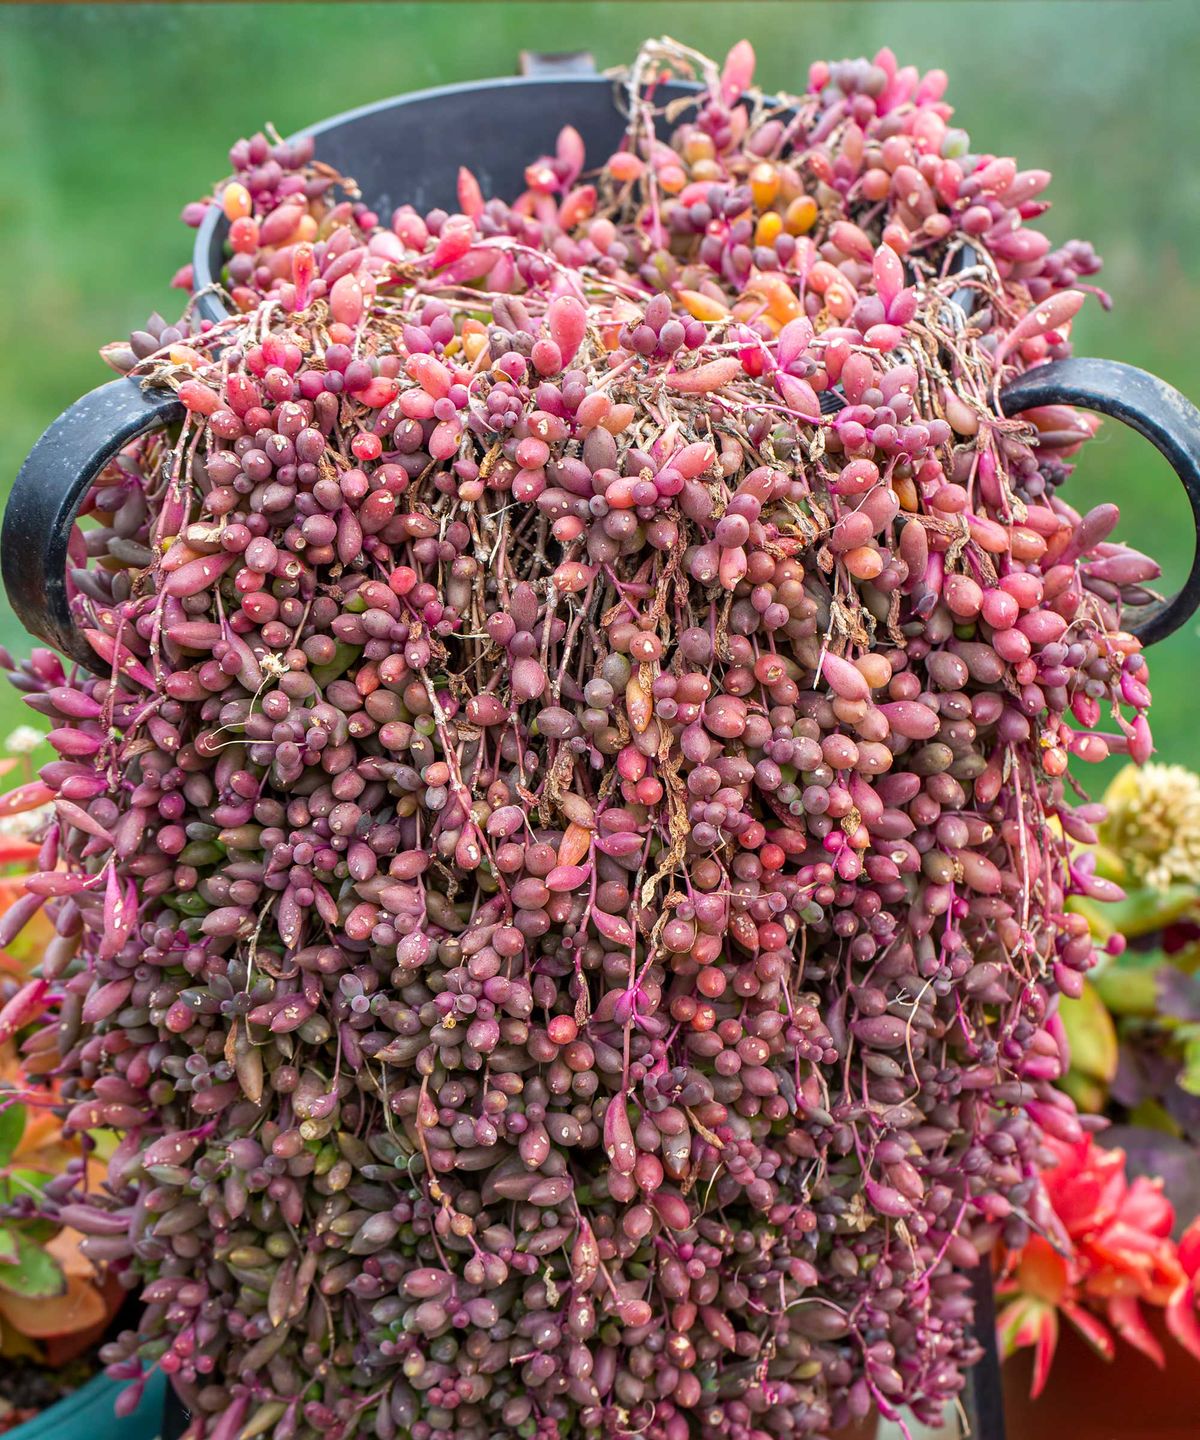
[1003,1309,1200,1439]
[829,1417,878,1440]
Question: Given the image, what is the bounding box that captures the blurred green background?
[1,1,1198,780]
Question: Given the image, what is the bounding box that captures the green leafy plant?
[1062,763,1200,1129]
[0,1093,115,1367]
[0,768,119,1387]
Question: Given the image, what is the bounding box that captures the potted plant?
[3,35,1200,1440]
[1056,761,1200,1238]
[995,761,1200,1434]
[0,769,164,1438]
[998,1133,1200,1439]
[1061,761,1200,1145]
[0,1099,163,1439]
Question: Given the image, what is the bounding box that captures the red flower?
[998,1135,1200,1394]
[1165,1215,1200,1362]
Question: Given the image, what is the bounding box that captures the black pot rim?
[190,71,635,325]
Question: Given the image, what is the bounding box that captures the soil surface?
[0,1349,101,1433]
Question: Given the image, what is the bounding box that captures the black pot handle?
[7,360,1198,665]
[999,357,1200,646]
[9,52,608,675]
[1,376,182,671]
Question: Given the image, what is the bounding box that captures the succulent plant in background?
[996,1132,1200,1397]
[1057,763,1200,1226]
[0,1096,117,1368]
[0,33,1179,1440]
[0,770,122,1431]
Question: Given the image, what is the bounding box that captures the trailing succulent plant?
[5,35,1166,1440]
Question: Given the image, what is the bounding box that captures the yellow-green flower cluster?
[1103,762,1200,890]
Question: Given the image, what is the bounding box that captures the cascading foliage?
[6,36,1164,1440]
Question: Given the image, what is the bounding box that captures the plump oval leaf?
[0,1104,25,1168]
[0,1232,66,1299]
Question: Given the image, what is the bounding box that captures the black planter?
[162,1384,188,1440]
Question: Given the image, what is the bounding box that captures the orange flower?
[999,1134,1200,1392]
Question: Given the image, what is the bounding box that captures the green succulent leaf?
[171,892,211,917]
[0,1226,19,1264]
[311,642,361,688]
[1058,1069,1109,1115]
[1127,1098,1179,1136]
[0,1168,51,1199]
[1176,1024,1200,1097]
[0,1232,66,1300]
[1092,950,1167,1016]
[1169,941,1200,975]
[1069,886,1199,944]
[1091,842,1130,885]
[0,1104,26,1169]
[1060,980,1119,1083]
[1108,886,1198,940]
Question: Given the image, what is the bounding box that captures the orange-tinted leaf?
[1013,1234,1070,1305]
[557,822,592,869]
[625,675,651,734]
[13,1107,75,1168]
[558,185,596,230]
[0,1272,107,1339]
[456,167,484,221]
[746,270,802,325]
[44,1227,96,1281]
[0,780,52,817]
[677,290,730,323]
[40,1278,121,1367]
